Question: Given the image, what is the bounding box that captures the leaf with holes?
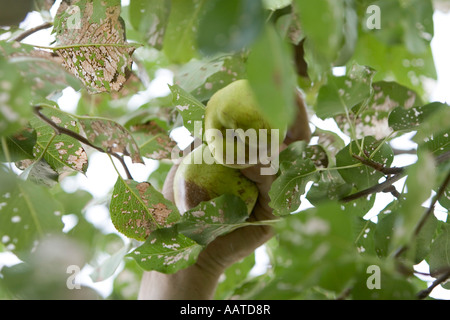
[269,158,318,216]
[129,121,177,160]
[336,81,422,140]
[78,116,143,164]
[0,41,81,100]
[52,0,136,93]
[177,194,249,246]
[169,84,206,137]
[128,226,203,273]
[316,64,374,120]
[110,178,180,241]
[174,54,246,102]
[29,107,88,174]
[389,102,446,132]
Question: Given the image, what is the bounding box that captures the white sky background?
[0,2,449,299]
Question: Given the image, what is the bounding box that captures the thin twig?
[13,22,53,42]
[33,106,134,180]
[417,270,450,300]
[341,171,406,203]
[352,154,404,175]
[414,171,450,238]
[394,170,450,259]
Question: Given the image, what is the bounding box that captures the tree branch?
[352,154,404,175]
[417,269,450,300]
[394,170,450,259]
[340,171,406,203]
[13,22,53,42]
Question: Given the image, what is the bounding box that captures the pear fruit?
[173,144,259,214]
[204,79,286,168]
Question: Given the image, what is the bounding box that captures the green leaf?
[129,121,177,160]
[294,0,345,79]
[78,116,143,164]
[127,226,203,273]
[269,202,358,295]
[263,0,292,10]
[336,81,422,140]
[177,194,249,246]
[110,178,180,241]
[214,252,255,300]
[315,64,374,119]
[336,136,394,190]
[247,25,296,130]
[269,158,318,216]
[129,0,171,49]
[414,213,439,263]
[389,102,446,132]
[413,104,450,146]
[351,32,436,98]
[147,162,173,192]
[373,202,399,258]
[163,0,207,63]
[0,56,32,136]
[0,127,36,162]
[0,41,81,99]
[0,171,64,256]
[394,151,436,253]
[90,242,130,282]
[428,224,450,281]
[197,0,265,56]
[169,84,206,137]
[351,262,418,300]
[174,54,246,102]
[306,170,352,205]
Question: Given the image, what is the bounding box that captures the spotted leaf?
[128,226,203,273]
[110,178,180,241]
[78,116,143,164]
[129,121,177,160]
[29,106,88,174]
[53,0,136,93]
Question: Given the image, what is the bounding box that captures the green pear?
[173,144,259,214]
[204,79,286,168]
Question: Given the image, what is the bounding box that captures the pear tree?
[0,0,449,301]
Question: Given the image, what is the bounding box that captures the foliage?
[0,0,449,300]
